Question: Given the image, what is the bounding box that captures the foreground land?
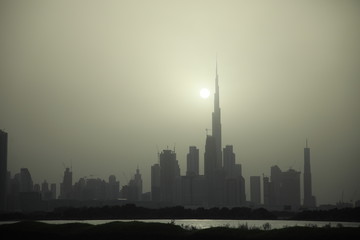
[1,221,360,240]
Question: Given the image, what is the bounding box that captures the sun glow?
[200,88,210,99]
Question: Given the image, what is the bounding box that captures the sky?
[0,0,359,205]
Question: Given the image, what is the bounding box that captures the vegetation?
[0,204,276,220]
[292,207,360,222]
[2,205,360,223]
[0,221,359,240]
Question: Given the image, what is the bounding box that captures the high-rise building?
[212,59,222,169]
[20,168,33,192]
[222,145,246,206]
[60,167,72,199]
[303,140,316,208]
[41,180,52,200]
[266,165,301,210]
[223,145,235,177]
[186,146,199,176]
[151,163,161,201]
[128,167,143,201]
[204,134,224,206]
[263,176,270,206]
[107,175,120,200]
[204,135,217,178]
[281,168,301,210]
[159,149,180,203]
[0,130,7,210]
[50,183,57,199]
[250,176,261,205]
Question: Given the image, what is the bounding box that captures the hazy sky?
[1,0,359,205]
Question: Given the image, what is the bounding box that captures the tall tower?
[212,58,222,169]
[303,139,316,208]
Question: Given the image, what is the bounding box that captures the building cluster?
[1,143,144,211]
[148,64,312,210]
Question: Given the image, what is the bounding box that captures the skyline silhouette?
[1,61,359,211]
[0,0,359,207]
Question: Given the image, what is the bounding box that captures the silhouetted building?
[186,146,199,176]
[127,167,143,201]
[281,168,301,210]
[20,168,33,192]
[223,146,246,206]
[34,183,40,192]
[60,168,72,199]
[250,176,261,205]
[223,145,235,176]
[263,175,270,206]
[107,175,119,200]
[151,163,160,201]
[0,130,7,210]
[203,62,248,207]
[84,178,106,200]
[160,149,180,203]
[72,175,119,201]
[303,140,316,208]
[204,135,217,178]
[50,183,57,199]
[267,165,301,211]
[204,135,223,205]
[181,175,206,206]
[212,60,222,168]
[41,180,53,200]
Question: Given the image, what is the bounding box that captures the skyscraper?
[186,146,199,176]
[159,149,180,203]
[151,163,161,201]
[303,140,316,208]
[60,167,72,199]
[20,168,33,192]
[223,145,235,177]
[0,130,7,210]
[263,176,270,206]
[204,135,217,178]
[107,175,120,200]
[212,59,222,169]
[281,168,301,210]
[250,176,261,205]
[267,165,301,210]
[128,167,143,201]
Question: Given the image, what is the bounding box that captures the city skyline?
[1,60,355,210]
[1,0,359,206]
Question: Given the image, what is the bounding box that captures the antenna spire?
[216,53,218,77]
[306,138,308,148]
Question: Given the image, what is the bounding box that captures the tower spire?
[216,54,218,78]
[212,55,222,168]
[215,54,219,90]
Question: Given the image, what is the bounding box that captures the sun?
[200,88,210,99]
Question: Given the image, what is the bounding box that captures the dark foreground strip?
[1,221,359,240]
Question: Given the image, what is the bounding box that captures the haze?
[0,0,359,205]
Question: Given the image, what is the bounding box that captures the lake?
[2,219,358,229]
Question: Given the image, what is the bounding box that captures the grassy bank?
[1,221,360,240]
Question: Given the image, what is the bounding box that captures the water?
[2,219,359,229]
